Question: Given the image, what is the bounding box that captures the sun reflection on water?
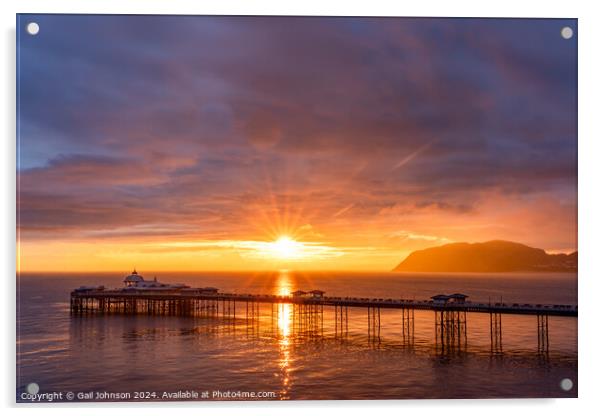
[276,271,293,398]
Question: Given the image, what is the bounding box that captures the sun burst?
[269,236,305,260]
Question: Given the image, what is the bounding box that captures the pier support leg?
[537,314,549,355]
[401,307,415,346]
[435,309,467,355]
[368,306,380,343]
[335,305,348,337]
[490,312,503,354]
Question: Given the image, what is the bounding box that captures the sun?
[270,236,304,260]
[254,235,342,262]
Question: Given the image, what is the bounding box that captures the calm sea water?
[17,271,577,401]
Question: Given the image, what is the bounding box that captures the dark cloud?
[17,15,577,250]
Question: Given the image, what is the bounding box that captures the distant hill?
[393,240,577,273]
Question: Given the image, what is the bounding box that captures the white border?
[3,1,601,415]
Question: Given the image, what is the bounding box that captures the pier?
[71,285,577,354]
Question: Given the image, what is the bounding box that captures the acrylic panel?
[16,14,577,402]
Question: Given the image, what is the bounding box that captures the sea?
[16,271,577,401]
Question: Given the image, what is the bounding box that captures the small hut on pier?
[291,290,307,297]
[309,290,326,298]
[449,293,468,304]
[431,294,451,305]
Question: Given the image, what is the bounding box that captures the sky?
[17,15,577,272]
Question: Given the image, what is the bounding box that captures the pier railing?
[70,289,577,317]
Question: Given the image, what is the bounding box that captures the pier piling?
[490,312,503,354]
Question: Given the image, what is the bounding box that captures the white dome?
[123,269,144,282]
